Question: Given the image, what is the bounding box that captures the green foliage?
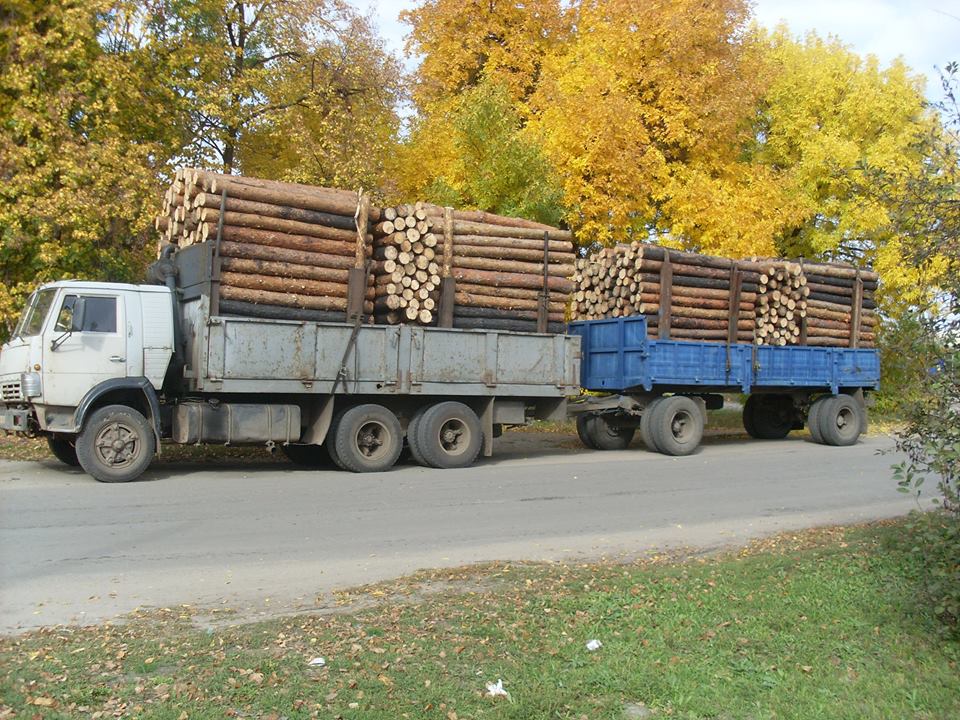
[0,0,165,340]
[390,80,565,225]
[874,312,944,414]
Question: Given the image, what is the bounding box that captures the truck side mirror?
[70,297,86,333]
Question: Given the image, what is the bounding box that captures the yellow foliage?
[530,0,769,247]
[401,0,569,109]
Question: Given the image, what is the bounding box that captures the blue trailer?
[567,316,880,455]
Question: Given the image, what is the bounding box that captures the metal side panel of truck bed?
[179,292,580,397]
[569,316,879,395]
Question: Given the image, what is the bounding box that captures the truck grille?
[1,381,23,402]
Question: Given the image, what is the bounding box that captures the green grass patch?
[2,521,958,719]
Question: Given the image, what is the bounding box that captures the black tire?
[76,405,155,483]
[46,434,80,467]
[333,404,403,472]
[282,443,332,467]
[807,396,827,444]
[650,396,703,456]
[325,409,349,470]
[639,397,665,452]
[742,394,795,440]
[576,414,599,450]
[587,415,635,451]
[406,406,430,466]
[414,401,483,469]
[817,395,862,447]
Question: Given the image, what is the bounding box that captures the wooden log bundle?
[571,242,878,348]
[154,168,376,321]
[373,202,575,332]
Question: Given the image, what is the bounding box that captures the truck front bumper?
[0,407,32,433]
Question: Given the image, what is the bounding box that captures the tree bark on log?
[452,267,575,293]
[219,240,358,270]
[199,208,366,244]
[218,300,348,323]
[220,256,351,284]
[192,192,357,231]
[200,223,364,257]
[219,286,373,313]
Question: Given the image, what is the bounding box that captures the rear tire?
[818,395,862,447]
[282,443,332,467]
[587,415,635,450]
[743,394,794,440]
[76,405,155,483]
[414,402,483,469]
[46,434,80,467]
[333,404,403,473]
[649,396,703,456]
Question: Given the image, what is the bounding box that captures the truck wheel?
[405,406,430,466]
[650,396,703,456]
[76,405,155,483]
[742,394,794,439]
[587,415,635,450]
[332,404,403,473]
[576,414,599,450]
[414,402,483,469]
[46,434,80,467]
[639,397,665,452]
[807,396,828,444]
[817,395,862,447]
[282,443,332,467]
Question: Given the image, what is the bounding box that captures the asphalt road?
[0,432,915,633]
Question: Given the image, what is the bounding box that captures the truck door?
[42,291,128,408]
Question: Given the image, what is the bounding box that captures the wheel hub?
[439,419,468,454]
[95,422,138,467]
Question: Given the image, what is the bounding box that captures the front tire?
[76,405,155,483]
[649,396,703,456]
[576,414,599,450]
[333,404,403,473]
[817,395,863,446]
[586,415,635,450]
[46,434,80,467]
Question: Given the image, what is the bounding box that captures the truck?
[0,244,579,482]
[0,244,880,483]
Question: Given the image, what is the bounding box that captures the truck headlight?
[21,372,41,398]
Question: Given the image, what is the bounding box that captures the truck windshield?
[12,288,57,338]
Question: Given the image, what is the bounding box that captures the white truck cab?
[1,281,174,479]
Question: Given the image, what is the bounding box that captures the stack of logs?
[427,205,574,333]
[572,242,877,348]
[801,261,878,348]
[371,204,442,325]
[154,169,376,321]
[372,203,575,333]
[755,263,808,346]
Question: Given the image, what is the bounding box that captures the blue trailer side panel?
[569,316,880,394]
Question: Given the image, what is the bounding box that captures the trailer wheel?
[46,434,80,467]
[807,396,828,444]
[639,397,665,452]
[414,402,483,469]
[586,415,635,451]
[817,395,862,447]
[649,396,703,456]
[76,405,155,483]
[282,443,332,467]
[405,406,430,466]
[333,404,403,473]
[742,394,794,440]
[576,414,599,450]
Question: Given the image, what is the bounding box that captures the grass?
[2,521,958,719]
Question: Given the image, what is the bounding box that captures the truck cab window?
[55,295,117,333]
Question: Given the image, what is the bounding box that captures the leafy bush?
[894,347,960,636]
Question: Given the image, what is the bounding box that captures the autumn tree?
[748,29,936,305]
[401,0,568,109]
[530,0,782,254]
[133,0,401,181]
[0,0,170,338]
